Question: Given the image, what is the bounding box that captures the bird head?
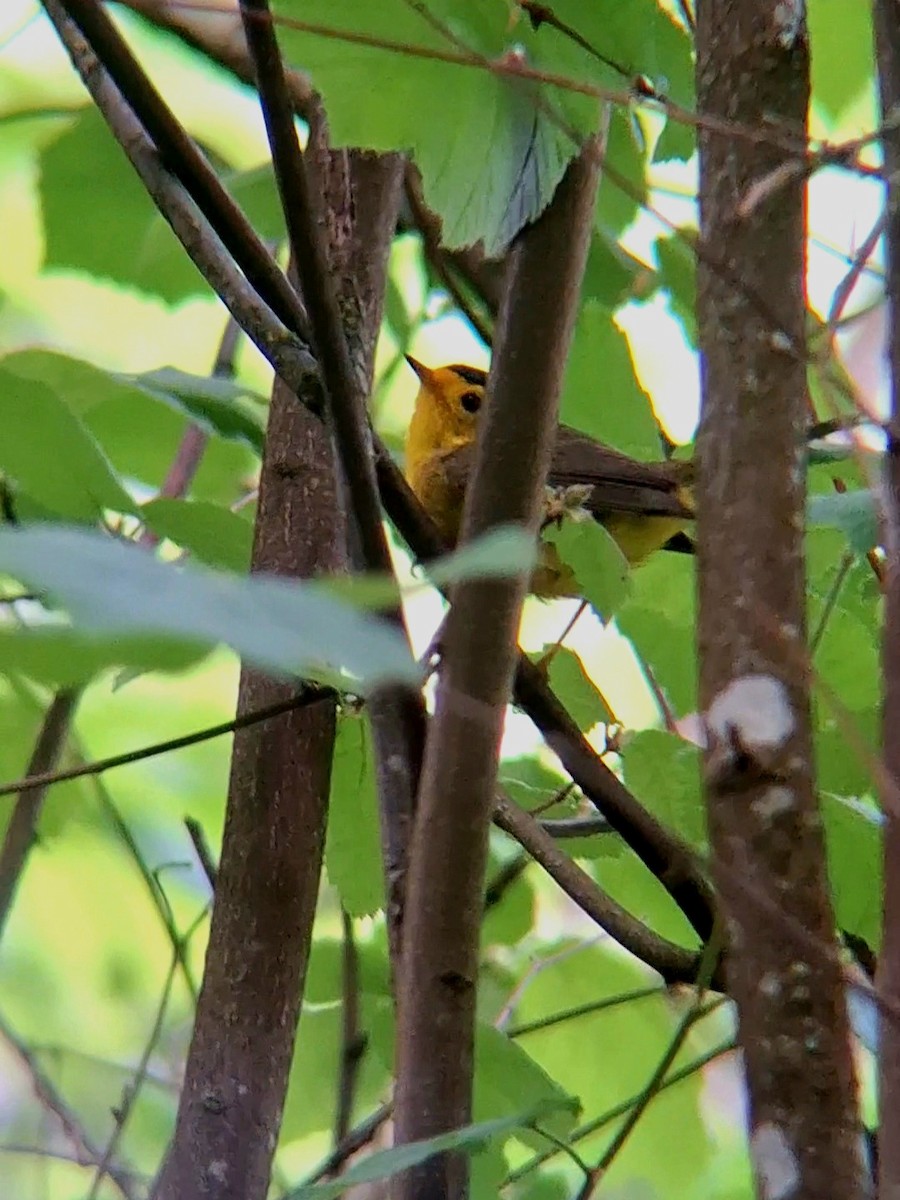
[405,356,487,443]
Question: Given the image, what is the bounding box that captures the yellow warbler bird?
[403,357,694,597]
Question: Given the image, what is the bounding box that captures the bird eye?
[460,390,482,414]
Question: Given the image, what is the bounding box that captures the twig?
[518,1,632,80]
[0,688,81,939]
[0,689,329,799]
[185,816,218,891]
[238,0,391,576]
[509,1035,735,1183]
[43,0,319,399]
[87,936,190,1200]
[575,997,724,1198]
[56,0,308,338]
[538,814,612,837]
[483,852,529,911]
[505,985,665,1038]
[91,772,200,1004]
[826,213,886,335]
[492,794,704,985]
[334,909,367,1147]
[0,1010,138,1200]
[514,655,715,940]
[304,1101,393,1184]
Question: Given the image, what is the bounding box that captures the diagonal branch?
[492,793,706,984]
[0,689,81,941]
[56,0,308,337]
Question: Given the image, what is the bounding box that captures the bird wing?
[437,429,693,522]
[549,426,694,521]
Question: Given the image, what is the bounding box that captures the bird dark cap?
[448,364,487,387]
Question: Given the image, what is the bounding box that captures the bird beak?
[405,355,433,385]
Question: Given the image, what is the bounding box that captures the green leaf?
[285,1102,570,1199]
[1,349,262,494]
[596,108,647,235]
[540,646,613,732]
[808,0,874,122]
[822,793,882,950]
[0,366,137,522]
[621,730,706,852]
[325,714,385,917]
[541,521,630,622]
[329,526,537,609]
[808,489,878,556]
[0,628,206,687]
[581,227,643,308]
[140,499,253,572]
[0,525,418,690]
[617,551,696,714]
[1,349,141,417]
[273,1,595,255]
[39,107,211,301]
[123,367,268,454]
[474,1022,580,1148]
[560,300,664,459]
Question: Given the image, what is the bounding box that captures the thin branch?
[92,773,201,1004]
[0,1010,138,1200]
[514,655,716,941]
[505,985,665,1039]
[334,909,367,1147]
[0,688,81,940]
[574,993,724,1198]
[303,1101,393,1185]
[538,814,612,838]
[0,689,330,799]
[43,0,319,398]
[56,0,308,338]
[506,1036,735,1184]
[483,852,529,912]
[185,816,218,891]
[826,214,885,335]
[87,937,188,1200]
[493,793,705,985]
[238,0,391,575]
[518,1,633,80]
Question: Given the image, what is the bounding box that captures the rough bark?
[305,132,426,966]
[695,5,863,1198]
[393,138,602,1200]
[152,377,344,1200]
